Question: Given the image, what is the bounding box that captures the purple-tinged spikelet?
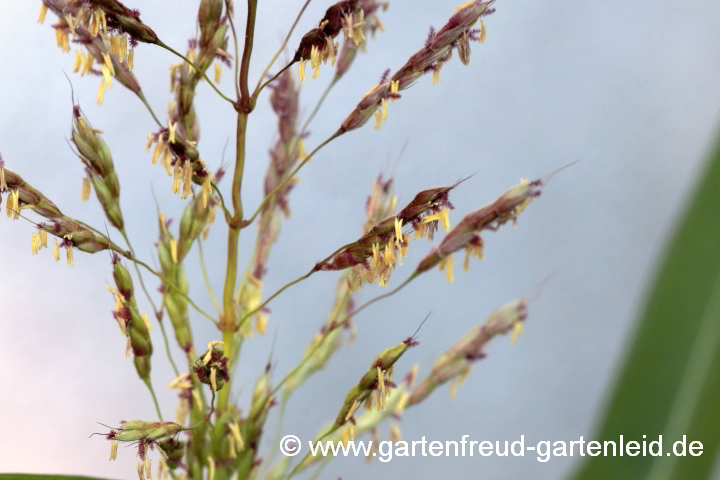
[341,1,495,132]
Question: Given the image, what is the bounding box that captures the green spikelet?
[157,213,194,354]
[72,110,124,230]
[335,342,408,426]
[112,260,152,380]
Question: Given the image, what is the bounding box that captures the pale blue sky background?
[1,0,720,479]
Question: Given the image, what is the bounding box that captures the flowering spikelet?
[238,371,275,456]
[298,388,408,471]
[416,177,543,279]
[145,125,208,192]
[167,0,230,149]
[334,341,409,426]
[178,175,219,255]
[315,182,457,281]
[249,66,302,289]
[157,213,196,355]
[293,0,359,80]
[341,1,495,132]
[408,298,528,405]
[3,168,120,254]
[113,260,154,380]
[80,0,158,44]
[103,421,185,448]
[336,0,389,78]
[42,3,143,98]
[235,271,265,338]
[284,273,356,392]
[193,341,230,391]
[156,438,186,471]
[72,109,124,229]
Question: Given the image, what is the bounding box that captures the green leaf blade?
[573,132,720,479]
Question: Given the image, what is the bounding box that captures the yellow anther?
[511,321,524,345]
[455,0,475,12]
[37,4,48,24]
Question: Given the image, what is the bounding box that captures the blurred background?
[1,0,719,478]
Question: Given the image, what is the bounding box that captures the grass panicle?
[5,2,561,480]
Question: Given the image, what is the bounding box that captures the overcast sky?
[1,0,720,479]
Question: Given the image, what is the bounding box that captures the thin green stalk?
[350,273,418,318]
[237,240,356,329]
[122,230,180,377]
[108,244,219,326]
[224,0,242,100]
[157,40,236,105]
[238,0,258,105]
[244,130,344,227]
[254,61,296,103]
[300,76,339,135]
[144,378,164,421]
[212,182,233,222]
[137,91,164,129]
[252,0,313,99]
[219,0,259,412]
[267,274,419,398]
[269,318,336,398]
[270,343,317,398]
[238,270,315,329]
[219,112,248,413]
[281,76,339,170]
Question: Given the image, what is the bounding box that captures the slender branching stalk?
[252,0,313,99]
[157,40,236,105]
[244,130,344,227]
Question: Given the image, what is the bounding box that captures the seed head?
[416,177,543,280]
[408,298,529,406]
[193,341,229,391]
